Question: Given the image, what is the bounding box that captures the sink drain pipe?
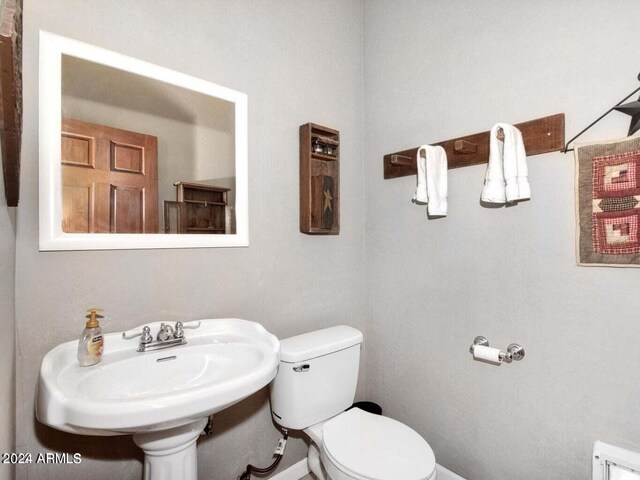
[238,429,289,480]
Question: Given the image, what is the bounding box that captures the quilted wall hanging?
[575,133,640,266]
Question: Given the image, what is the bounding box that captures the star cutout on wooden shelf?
[323,189,333,213]
[614,97,640,136]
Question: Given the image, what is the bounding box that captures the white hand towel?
[481,123,530,203]
[413,144,448,216]
[481,124,507,203]
[513,127,530,200]
[414,145,429,204]
[503,125,530,202]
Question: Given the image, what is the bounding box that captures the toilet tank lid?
[280,326,363,363]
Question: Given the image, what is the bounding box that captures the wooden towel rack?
[383,113,565,179]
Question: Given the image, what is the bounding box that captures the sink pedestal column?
[133,418,207,480]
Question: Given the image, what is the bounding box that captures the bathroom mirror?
[39,31,248,250]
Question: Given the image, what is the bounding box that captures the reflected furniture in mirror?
[164,182,230,234]
[39,30,248,250]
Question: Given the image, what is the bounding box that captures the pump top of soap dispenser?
[85,308,103,328]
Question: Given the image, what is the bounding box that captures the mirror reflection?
[61,55,236,235]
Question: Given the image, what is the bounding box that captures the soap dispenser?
[77,308,104,366]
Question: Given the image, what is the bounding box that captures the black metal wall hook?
[562,72,640,153]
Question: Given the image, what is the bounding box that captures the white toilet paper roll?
[473,345,503,365]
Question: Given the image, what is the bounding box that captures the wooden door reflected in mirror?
[61,118,158,233]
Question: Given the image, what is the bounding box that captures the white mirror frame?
[39,31,248,250]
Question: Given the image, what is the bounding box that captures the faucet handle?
[181,321,201,330]
[174,322,185,339]
[123,325,148,340]
[173,321,200,339]
[140,326,153,344]
[122,326,153,344]
[122,331,141,340]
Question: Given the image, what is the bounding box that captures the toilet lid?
[323,408,436,480]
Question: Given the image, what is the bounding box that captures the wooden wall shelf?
[383,113,565,179]
[300,123,340,234]
[312,152,338,162]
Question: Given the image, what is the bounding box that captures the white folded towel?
[481,123,530,203]
[414,144,448,216]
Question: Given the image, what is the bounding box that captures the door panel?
[111,142,145,173]
[61,118,158,233]
[111,185,144,233]
[61,185,91,233]
[61,132,95,167]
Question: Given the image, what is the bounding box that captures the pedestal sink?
[37,318,280,480]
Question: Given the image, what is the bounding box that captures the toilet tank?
[269,325,363,430]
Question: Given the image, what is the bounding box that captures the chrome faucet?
[123,321,201,352]
[156,323,175,342]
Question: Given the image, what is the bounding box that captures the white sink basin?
[37,318,280,480]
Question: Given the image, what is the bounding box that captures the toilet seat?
[322,408,436,480]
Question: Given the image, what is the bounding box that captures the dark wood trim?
[0,0,21,206]
[383,113,565,179]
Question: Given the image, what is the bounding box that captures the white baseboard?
[268,459,309,480]
[268,459,466,480]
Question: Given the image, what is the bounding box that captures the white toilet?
[270,326,437,480]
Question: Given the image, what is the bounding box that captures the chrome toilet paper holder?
[469,336,525,363]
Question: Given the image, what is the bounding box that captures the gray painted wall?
[364,1,640,479]
[16,1,364,479]
[12,1,640,479]
[0,165,16,480]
